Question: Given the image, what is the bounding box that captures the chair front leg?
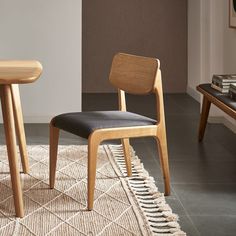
[121,138,132,176]
[87,134,100,210]
[49,123,60,188]
[156,124,170,196]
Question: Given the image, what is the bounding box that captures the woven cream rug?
[0,145,186,236]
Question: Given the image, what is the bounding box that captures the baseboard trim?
[208,116,236,133]
[0,116,52,124]
[186,86,201,102]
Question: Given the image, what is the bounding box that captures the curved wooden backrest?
[0,61,42,84]
[109,53,160,94]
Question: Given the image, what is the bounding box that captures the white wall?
[188,0,236,132]
[222,0,236,130]
[0,0,82,123]
[187,0,202,101]
[223,1,236,73]
[187,0,213,101]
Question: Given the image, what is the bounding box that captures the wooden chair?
[49,53,170,210]
[0,60,42,217]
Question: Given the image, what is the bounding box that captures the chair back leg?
[156,125,170,196]
[121,138,132,176]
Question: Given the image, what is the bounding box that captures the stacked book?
[211,74,236,94]
[229,83,236,101]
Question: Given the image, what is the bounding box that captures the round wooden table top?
[0,60,42,84]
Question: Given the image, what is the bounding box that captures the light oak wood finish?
[50,53,170,210]
[118,89,132,177]
[110,53,159,95]
[154,70,170,195]
[121,138,132,177]
[87,134,100,210]
[0,61,42,84]
[197,85,236,141]
[0,60,42,217]
[0,85,24,217]
[118,89,126,111]
[10,84,29,174]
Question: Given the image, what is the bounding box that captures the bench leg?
[198,96,211,142]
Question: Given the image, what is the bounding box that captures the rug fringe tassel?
[109,145,186,236]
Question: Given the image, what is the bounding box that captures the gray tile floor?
[0,93,235,235]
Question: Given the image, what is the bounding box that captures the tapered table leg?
[0,85,24,218]
[11,84,29,174]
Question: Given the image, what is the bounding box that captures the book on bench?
[211,83,230,93]
[211,74,236,94]
[229,83,236,101]
[212,74,236,83]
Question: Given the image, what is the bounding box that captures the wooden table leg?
[198,96,211,142]
[0,85,24,218]
[10,84,29,174]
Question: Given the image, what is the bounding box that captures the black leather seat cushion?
[52,111,157,139]
[199,84,236,111]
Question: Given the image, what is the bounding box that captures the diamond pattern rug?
[0,145,185,235]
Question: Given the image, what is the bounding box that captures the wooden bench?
[197,83,236,142]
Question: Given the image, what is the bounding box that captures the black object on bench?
[197,83,236,141]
